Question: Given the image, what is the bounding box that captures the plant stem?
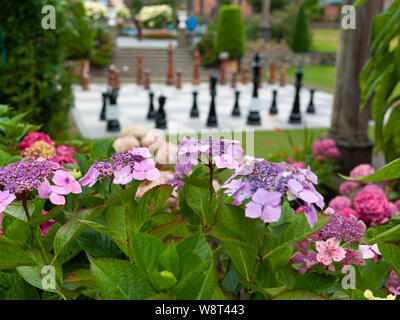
[22,199,50,265]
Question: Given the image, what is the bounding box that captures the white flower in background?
[84,1,108,21]
[117,4,131,20]
[136,5,173,24]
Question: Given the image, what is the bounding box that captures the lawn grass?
[287,65,336,93]
[312,28,340,53]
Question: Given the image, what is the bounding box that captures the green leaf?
[152,270,177,290]
[0,244,35,270]
[293,272,337,293]
[64,269,96,288]
[0,271,39,300]
[90,258,155,300]
[356,259,391,289]
[3,200,35,222]
[183,184,218,225]
[210,203,258,281]
[377,241,400,277]
[133,185,174,232]
[159,245,180,277]
[53,206,106,257]
[90,139,114,160]
[30,205,64,225]
[129,231,165,280]
[16,266,60,294]
[272,289,325,300]
[263,212,330,260]
[104,205,127,240]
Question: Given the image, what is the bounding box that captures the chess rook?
[269,90,278,115]
[288,68,303,124]
[147,91,156,119]
[231,90,241,117]
[241,65,250,85]
[269,62,276,85]
[176,69,183,89]
[231,72,237,89]
[155,95,167,129]
[190,90,199,118]
[279,68,286,87]
[206,73,218,127]
[307,88,316,114]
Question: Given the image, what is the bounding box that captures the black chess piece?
[232,90,241,117]
[246,53,262,125]
[100,92,108,121]
[269,90,278,115]
[190,90,199,118]
[206,73,218,127]
[106,89,121,132]
[155,95,167,129]
[147,91,156,119]
[306,88,316,114]
[288,68,303,124]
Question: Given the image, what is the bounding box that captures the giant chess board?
[72,82,334,139]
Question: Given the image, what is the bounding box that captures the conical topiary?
[291,5,312,53]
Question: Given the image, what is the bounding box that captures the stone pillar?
[328,0,384,173]
[166,43,174,86]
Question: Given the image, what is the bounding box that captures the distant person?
[135,18,143,41]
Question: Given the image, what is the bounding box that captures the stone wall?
[244,51,337,68]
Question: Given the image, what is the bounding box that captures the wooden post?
[231,72,237,89]
[166,43,174,86]
[192,51,200,85]
[241,65,250,85]
[279,68,286,87]
[268,62,276,85]
[144,69,151,90]
[137,55,143,86]
[176,69,183,89]
[328,0,384,173]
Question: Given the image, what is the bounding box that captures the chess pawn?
[176,69,183,89]
[306,88,316,114]
[231,72,237,89]
[206,73,218,127]
[241,65,250,85]
[219,57,227,85]
[288,68,303,124]
[190,90,199,118]
[137,55,143,86]
[269,90,278,115]
[106,89,121,132]
[147,91,156,119]
[156,95,167,129]
[279,68,286,87]
[144,69,151,90]
[81,71,90,91]
[231,90,241,117]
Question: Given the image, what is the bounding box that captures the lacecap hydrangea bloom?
[223,158,324,227]
[80,147,160,187]
[18,132,55,151]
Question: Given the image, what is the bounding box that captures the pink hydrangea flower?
[329,196,351,211]
[339,207,359,219]
[245,189,282,223]
[354,189,391,225]
[113,166,134,185]
[360,184,384,195]
[341,249,366,266]
[214,154,239,169]
[39,210,55,237]
[18,132,55,151]
[79,166,100,187]
[51,145,78,165]
[385,270,400,296]
[312,139,340,160]
[316,238,346,265]
[291,250,318,275]
[389,202,399,218]
[38,170,82,205]
[359,244,381,259]
[132,158,160,181]
[395,199,400,210]
[339,181,359,195]
[0,190,16,213]
[350,164,375,179]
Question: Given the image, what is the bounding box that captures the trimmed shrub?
[215,6,246,60]
[196,35,218,67]
[291,5,312,52]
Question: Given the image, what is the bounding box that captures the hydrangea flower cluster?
[312,139,341,160]
[18,132,55,150]
[52,145,78,165]
[385,270,400,296]
[223,159,324,227]
[0,158,57,195]
[21,141,56,160]
[80,147,160,187]
[173,136,244,175]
